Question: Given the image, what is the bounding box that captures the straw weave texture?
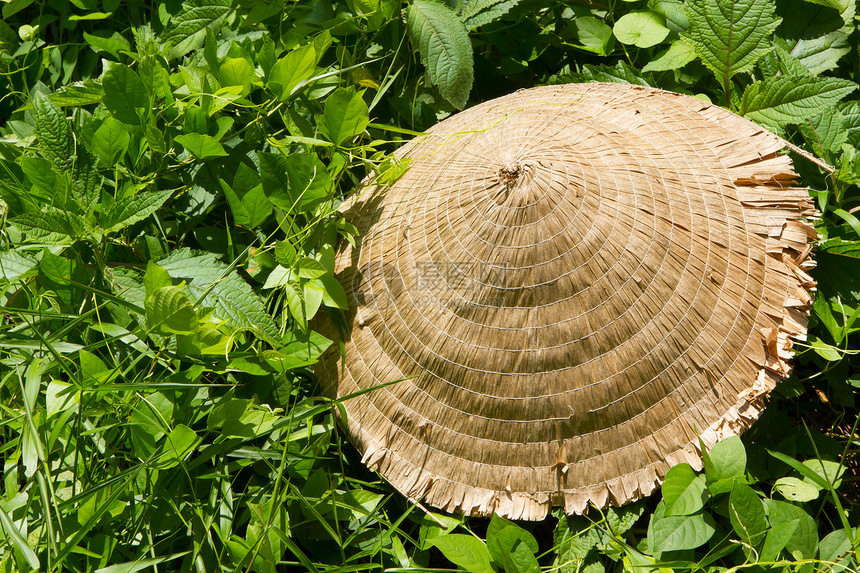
[316,83,817,520]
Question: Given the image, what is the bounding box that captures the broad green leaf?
[764,499,817,559]
[155,425,199,468]
[159,0,233,60]
[408,0,474,109]
[46,380,78,418]
[741,75,857,131]
[146,285,198,335]
[0,506,40,571]
[457,0,519,30]
[574,17,615,56]
[130,391,174,457]
[219,57,254,91]
[728,481,768,547]
[817,529,856,573]
[102,64,149,124]
[809,337,843,361]
[174,133,228,159]
[760,518,799,562]
[32,93,74,173]
[642,40,697,72]
[20,156,59,201]
[662,463,707,515]
[429,535,494,573]
[487,515,539,573]
[316,275,348,309]
[319,88,369,146]
[268,44,316,100]
[684,0,781,89]
[281,153,333,212]
[0,19,17,53]
[773,476,820,502]
[50,80,104,106]
[840,101,860,147]
[649,512,715,553]
[144,261,172,301]
[703,435,746,493]
[302,280,324,320]
[264,265,292,290]
[158,249,281,343]
[802,458,845,488]
[566,61,652,86]
[91,117,129,164]
[83,30,130,58]
[100,189,173,234]
[613,12,669,48]
[295,257,328,279]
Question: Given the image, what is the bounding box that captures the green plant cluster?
[0,0,858,571]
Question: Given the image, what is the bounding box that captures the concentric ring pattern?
[315,83,818,519]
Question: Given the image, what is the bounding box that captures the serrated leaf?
[319,87,369,146]
[613,11,669,48]
[740,75,857,131]
[146,285,198,335]
[663,463,707,515]
[12,209,85,240]
[457,0,519,30]
[563,61,652,86]
[102,64,149,125]
[429,535,494,573]
[642,40,697,72]
[100,190,173,234]
[408,0,474,109]
[174,133,228,159]
[799,108,847,154]
[839,101,860,147]
[32,93,74,173]
[773,477,820,502]
[160,0,233,60]
[779,0,853,74]
[685,0,781,89]
[729,481,768,547]
[158,249,281,343]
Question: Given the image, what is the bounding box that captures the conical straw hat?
[316,83,817,520]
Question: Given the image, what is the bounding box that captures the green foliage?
[0,0,858,571]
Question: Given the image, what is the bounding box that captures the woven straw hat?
[316,83,817,520]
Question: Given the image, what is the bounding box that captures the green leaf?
[613,12,669,48]
[102,64,149,125]
[158,249,281,344]
[174,133,228,159]
[0,250,39,283]
[294,257,328,279]
[685,0,781,89]
[457,0,519,30]
[778,0,853,74]
[91,117,129,164]
[760,518,799,562]
[662,463,707,515]
[12,210,85,240]
[268,44,317,100]
[642,40,697,72]
[160,0,233,60]
[83,30,131,58]
[429,535,494,573]
[146,285,199,335]
[100,190,173,234]
[764,499,817,559]
[728,481,768,547]
[573,17,615,56]
[649,511,716,554]
[218,56,254,93]
[817,529,856,573]
[704,435,746,494]
[92,552,191,573]
[144,261,172,301]
[46,380,79,418]
[50,80,104,107]
[408,0,474,109]
[798,108,847,154]
[155,425,199,468]
[319,88,369,146]
[316,275,348,309]
[773,476,820,502]
[32,93,74,173]
[0,506,40,571]
[564,61,652,86]
[487,515,540,573]
[741,75,857,130]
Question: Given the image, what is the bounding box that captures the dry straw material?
[316,83,818,520]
